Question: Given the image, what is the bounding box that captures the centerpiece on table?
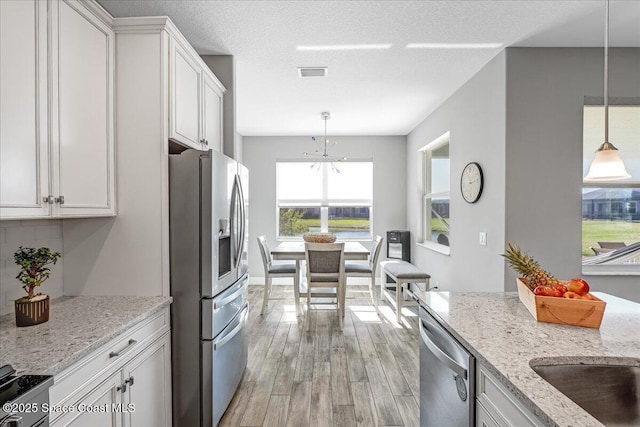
[302,232,336,243]
[13,246,61,327]
[502,243,605,329]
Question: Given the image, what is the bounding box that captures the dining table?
[270,241,370,314]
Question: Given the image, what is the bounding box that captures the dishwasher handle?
[420,318,467,379]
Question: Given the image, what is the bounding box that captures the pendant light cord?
[604,0,609,144]
[324,116,328,156]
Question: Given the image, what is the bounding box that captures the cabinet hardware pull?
[43,195,54,204]
[117,383,127,393]
[1,413,23,426]
[109,339,138,358]
[125,376,134,386]
[54,196,64,205]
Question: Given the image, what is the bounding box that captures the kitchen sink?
[530,359,640,426]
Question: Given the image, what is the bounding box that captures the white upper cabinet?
[0,0,116,220]
[0,0,50,218]
[169,41,202,149]
[169,37,225,152]
[51,0,115,216]
[202,73,223,153]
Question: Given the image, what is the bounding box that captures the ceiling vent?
[298,67,328,78]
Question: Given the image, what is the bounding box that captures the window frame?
[275,159,374,241]
[418,132,451,255]
[581,99,640,275]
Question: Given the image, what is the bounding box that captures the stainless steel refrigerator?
[169,149,249,427]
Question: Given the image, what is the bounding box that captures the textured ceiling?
[98,1,640,136]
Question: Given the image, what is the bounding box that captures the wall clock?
[460,162,484,203]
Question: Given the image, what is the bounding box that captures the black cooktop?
[0,365,52,405]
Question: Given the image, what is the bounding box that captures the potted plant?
[13,246,61,327]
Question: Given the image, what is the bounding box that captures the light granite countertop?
[413,290,640,427]
[0,296,172,376]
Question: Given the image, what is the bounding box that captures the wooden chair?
[304,242,346,330]
[257,236,299,315]
[345,235,383,311]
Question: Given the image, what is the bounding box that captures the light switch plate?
[479,232,487,246]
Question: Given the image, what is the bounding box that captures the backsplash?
[0,220,64,316]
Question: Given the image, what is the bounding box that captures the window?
[420,133,450,253]
[582,104,640,272]
[276,161,373,239]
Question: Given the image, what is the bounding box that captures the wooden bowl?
[516,279,605,329]
[303,233,337,243]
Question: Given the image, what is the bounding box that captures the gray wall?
[405,48,640,301]
[406,52,507,292]
[243,136,407,278]
[505,47,640,301]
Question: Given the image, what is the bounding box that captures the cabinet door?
[123,332,172,427]
[50,0,115,217]
[53,370,123,427]
[0,0,50,219]
[477,400,502,427]
[202,73,223,152]
[170,40,203,150]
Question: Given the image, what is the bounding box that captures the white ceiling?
[98,1,640,136]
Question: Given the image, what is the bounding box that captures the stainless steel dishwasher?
[419,305,475,426]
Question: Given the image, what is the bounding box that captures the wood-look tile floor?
[220,285,420,427]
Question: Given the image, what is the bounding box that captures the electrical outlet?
[479,232,487,246]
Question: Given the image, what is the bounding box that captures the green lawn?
[298,218,370,232]
[582,220,640,257]
[431,218,449,233]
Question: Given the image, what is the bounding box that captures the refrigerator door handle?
[237,174,246,263]
[213,305,248,350]
[214,284,245,310]
[232,175,243,269]
[230,175,238,268]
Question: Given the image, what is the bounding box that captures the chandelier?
[303,112,346,173]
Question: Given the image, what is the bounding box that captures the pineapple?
[502,243,560,290]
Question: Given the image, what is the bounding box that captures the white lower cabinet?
[54,371,123,427]
[476,364,544,427]
[476,400,501,427]
[122,334,172,427]
[50,308,171,427]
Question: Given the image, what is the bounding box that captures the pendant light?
[303,112,346,173]
[584,0,631,182]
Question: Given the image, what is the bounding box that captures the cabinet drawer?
[477,365,543,427]
[50,308,169,409]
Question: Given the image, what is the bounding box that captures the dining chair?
[257,236,299,315]
[345,235,383,311]
[304,242,346,330]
